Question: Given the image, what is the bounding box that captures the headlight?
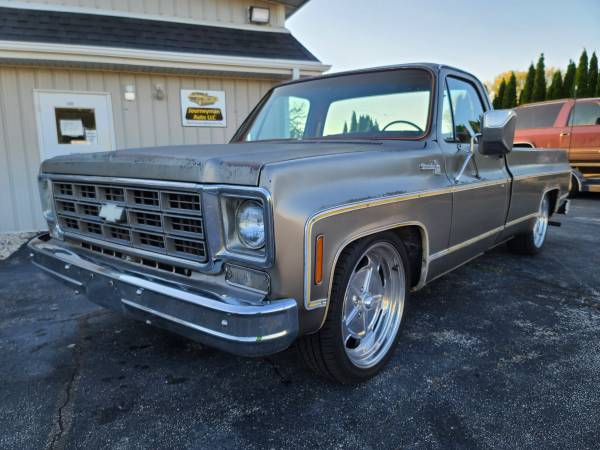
[235,200,265,249]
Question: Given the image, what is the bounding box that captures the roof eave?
[0,40,330,78]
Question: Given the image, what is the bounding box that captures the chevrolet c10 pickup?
[30,63,571,383]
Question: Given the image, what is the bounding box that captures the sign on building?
[180,89,227,127]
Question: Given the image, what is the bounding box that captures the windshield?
[235,69,433,142]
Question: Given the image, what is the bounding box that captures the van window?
[515,103,563,129]
[569,101,600,126]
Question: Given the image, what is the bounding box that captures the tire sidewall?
[325,232,411,383]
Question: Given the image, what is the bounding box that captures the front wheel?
[508,194,551,255]
[298,233,410,384]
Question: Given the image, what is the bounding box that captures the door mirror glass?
[479,109,516,156]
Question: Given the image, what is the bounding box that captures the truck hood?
[41,141,399,186]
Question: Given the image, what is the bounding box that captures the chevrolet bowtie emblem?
[99,204,125,223]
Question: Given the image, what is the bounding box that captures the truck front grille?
[53,181,207,263]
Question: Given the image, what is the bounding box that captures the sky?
[288,0,600,84]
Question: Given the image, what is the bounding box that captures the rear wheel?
[298,233,410,384]
[508,194,551,255]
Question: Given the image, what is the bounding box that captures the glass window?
[515,103,563,130]
[440,88,454,141]
[569,101,600,126]
[446,77,485,143]
[55,108,97,145]
[238,69,432,142]
[246,96,310,141]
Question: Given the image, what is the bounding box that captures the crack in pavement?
[46,310,109,450]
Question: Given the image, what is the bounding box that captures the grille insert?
[165,192,201,212]
[130,189,160,208]
[52,181,207,264]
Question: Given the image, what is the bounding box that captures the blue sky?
[288,0,600,84]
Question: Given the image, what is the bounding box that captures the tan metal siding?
[0,66,278,233]
[7,0,287,27]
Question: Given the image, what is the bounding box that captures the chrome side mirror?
[479,109,517,156]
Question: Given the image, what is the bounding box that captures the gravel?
[0,232,37,260]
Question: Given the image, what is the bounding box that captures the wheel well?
[546,189,559,215]
[390,226,424,288]
[513,142,534,148]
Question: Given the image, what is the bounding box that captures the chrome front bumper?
[28,235,298,357]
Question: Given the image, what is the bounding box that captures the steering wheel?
[381,120,423,132]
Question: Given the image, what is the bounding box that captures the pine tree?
[493,79,506,108]
[342,122,348,134]
[502,72,517,108]
[562,60,577,98]
[532,53,547,102]
[588,52,598,98]
[350,111,358,133]
[575,49,589,98]
[547,71,563,100]
[519,63,536,104]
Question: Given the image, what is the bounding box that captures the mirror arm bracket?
[454,132,482,183]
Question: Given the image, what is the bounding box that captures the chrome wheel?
[341,242,405,369]
[533,196,550,248]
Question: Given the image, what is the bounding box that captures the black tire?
[298,232,411,384]
[508,194,551,255]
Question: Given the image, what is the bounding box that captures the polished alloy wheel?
[533,196,550,248]
[341,242,405,368]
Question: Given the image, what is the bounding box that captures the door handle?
[560,132,570,137]
[419,160,441,175]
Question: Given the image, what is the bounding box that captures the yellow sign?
[185,107,224,121]
[180,89,226,127]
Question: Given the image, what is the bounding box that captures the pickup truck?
[30,63,571,384]
[514,98,600,193]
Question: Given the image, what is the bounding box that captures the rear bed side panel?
[502,148,570,237]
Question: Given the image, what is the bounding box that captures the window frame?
[442,75,488,144]
[231,66,437,143]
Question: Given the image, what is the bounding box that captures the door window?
[446,77,485,143]
[569,101,600,126]
[55,108,97,144]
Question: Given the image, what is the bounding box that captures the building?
[0,0,328,233]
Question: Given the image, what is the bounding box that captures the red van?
[514,98,600,192]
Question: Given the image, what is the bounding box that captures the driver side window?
[446,77,485,143]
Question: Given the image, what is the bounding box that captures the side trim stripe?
[303,171,569,310]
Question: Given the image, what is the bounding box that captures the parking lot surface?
[1,195,599,450]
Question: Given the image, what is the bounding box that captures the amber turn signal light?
[314,235,324,285]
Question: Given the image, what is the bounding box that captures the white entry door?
[35,91,116,161]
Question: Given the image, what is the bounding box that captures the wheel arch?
[329,222,429,295]
[314,222,429,330]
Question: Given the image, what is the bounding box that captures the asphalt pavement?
[1,194,599,450]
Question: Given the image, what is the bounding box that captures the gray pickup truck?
[30,63,571,383]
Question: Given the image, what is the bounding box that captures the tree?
[342,122,348,134]
[350,111,358,133]
[588,52,598,98]
[493,79,506,108]
[519,63,536,104]
[532,53,547,102]
[562,60,576,98]
[575,49,589,98]
[547,71,563,100]
[502,72,517,108]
